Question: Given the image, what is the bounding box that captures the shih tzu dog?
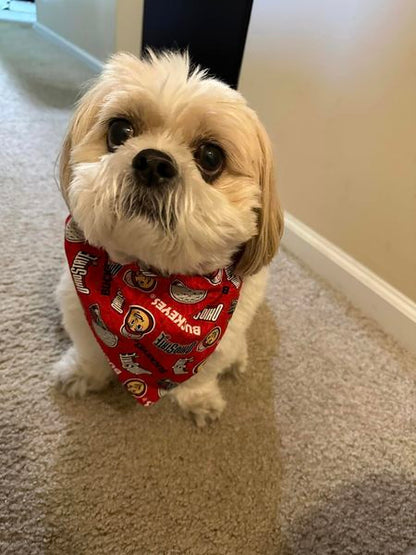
[53,51,283,426]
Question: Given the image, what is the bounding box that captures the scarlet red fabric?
[64,217,241,406]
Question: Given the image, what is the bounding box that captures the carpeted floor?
[1,22,415,555]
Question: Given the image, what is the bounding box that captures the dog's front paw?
[52,347,112,398]
[52,348,89,398]
[224,338,248,379]
[172,381,226,427]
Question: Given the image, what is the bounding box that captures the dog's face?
[60,51,283,275]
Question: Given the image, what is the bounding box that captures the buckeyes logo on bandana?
[70,251,97,294]
[89,304,118,347]
[169,279,207,304]
[124,378,147,399]
[151,297,201,336]
[203,269,223,285]
[119,353,151,375]
[123,269,157,292]
[64,216,241,407]
[172,357,194,375]
[121,306,155,339]
[111,290,125,313]
[197,327,221,352]
[193,303,223,322]
[153,332,197,355]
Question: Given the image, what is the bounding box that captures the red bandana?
[64,217,241,406]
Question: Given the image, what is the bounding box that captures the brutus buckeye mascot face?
[121,306,155,338]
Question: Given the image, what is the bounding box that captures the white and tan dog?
[54,51,283,426]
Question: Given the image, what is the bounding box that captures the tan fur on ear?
[59,131,72,205]
[59,52,144,202]
[235,119,284,277]
[59,79,104,203]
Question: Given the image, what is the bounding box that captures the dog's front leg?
[170,355,226,427]
[52,268,114,397]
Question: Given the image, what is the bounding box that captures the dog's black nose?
[132,149,177,186]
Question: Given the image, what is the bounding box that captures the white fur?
[53,51,282,425]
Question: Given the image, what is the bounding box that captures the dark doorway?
[141,0,253,89]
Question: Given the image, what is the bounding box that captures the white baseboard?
[33,22,103,73]
[0,8,35,23]
[282,212,416,356]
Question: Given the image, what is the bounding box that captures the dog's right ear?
[60,52,144,202]
[60,53,143,201]
[59,81,103,202]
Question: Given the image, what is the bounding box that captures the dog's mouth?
[116,148,180,229]
[120,174,179,231]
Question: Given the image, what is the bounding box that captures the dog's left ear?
[235,119,284,277]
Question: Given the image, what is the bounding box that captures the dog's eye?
[107,119,134,152]
[194,143,224,181]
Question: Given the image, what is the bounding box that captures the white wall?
[114,0,143,54]
[239,0,416,303]
[36,0,143,63]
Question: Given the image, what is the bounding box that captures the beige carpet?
[1,22,416,555]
